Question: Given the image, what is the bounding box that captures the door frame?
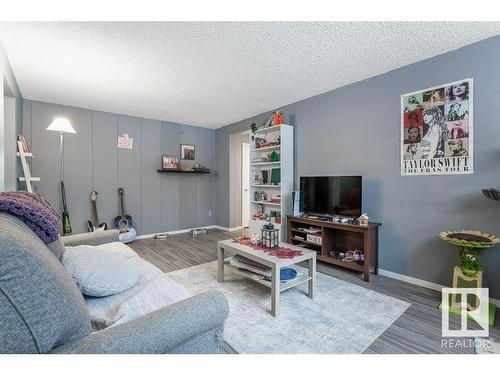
[241,142,250,227]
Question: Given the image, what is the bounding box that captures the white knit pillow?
[62,245,140,297]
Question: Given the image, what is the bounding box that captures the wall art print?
[401,78,473,176]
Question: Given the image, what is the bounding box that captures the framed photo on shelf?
[162,155,179,170]
[180,144,195,160]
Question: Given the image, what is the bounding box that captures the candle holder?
[261,223,280,248]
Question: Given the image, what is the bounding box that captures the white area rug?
[168,261,410,354]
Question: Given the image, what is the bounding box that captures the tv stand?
[287,215,381,281]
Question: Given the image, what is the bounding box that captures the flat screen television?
[299,176,362,217]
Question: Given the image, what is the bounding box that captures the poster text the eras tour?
[401,78,473,176]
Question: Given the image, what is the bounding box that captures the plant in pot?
[439,230,500,276]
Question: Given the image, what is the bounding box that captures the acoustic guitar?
[85,191,108,232]
[113,187,137,243]
[60,181,72,235]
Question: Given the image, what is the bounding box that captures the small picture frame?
[162,155,179,169]
[180,144,195,160]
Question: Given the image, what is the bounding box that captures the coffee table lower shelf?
[227,264,313,292]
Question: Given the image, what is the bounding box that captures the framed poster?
[401,78,473,176]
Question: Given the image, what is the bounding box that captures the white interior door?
[241,142,250,227]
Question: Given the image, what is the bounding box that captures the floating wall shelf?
[157,169,210,174]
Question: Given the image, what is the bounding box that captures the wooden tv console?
[286,215,381,281]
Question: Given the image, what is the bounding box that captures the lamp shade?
[46,117,76,134]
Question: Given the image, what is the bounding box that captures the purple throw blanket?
[0,191,62,244]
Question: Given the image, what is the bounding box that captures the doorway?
[228,130,250,229]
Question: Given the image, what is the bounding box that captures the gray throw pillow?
[62,246,140,297]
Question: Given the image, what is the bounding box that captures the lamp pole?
[60,132,64,182]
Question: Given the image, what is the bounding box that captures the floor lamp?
[47,117,76,235]
[46,117,76,182]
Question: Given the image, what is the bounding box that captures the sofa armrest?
[49,290,229,354]
[62,230,120,247]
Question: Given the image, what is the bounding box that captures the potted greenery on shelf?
[250,122,258,141]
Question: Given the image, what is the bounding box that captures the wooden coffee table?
[217,239,317,317]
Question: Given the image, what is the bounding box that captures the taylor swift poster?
[401,78,473,176]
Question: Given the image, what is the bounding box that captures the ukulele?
[60,181,72,235]
[113,187,137,243]
[85,191,108,232]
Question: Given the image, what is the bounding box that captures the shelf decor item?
[250,122,258,141]
[17,134,30,153]
[162,155,180,170]
[268,151,280,162]
[261,222,279,248]
[272,111,283,125]
[358,213,369,226]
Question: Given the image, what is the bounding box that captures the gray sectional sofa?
[0,213,229,354]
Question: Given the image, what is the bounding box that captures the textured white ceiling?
[1,22,499,128]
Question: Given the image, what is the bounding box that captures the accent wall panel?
[64,106,92,233]
[161,121,180,231]
[20,100,32,189]
[196,127,214,226]
[24,100,215,236]
[21,99,32,148]
[179,124,198,229]
[140,119,162,234]
[92,111,118,229]
[118,115,142,234]
[30,101,62,211]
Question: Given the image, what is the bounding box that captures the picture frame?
[180,144,195,160]
[162,154,179,169]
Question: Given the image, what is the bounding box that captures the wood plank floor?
[129,229,500,354]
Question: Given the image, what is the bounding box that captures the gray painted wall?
[3,96,16,190]
[0,42,23,192]
[23,100,215,235]
[215,35,500,298]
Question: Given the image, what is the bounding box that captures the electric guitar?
[113,187,137,243]
[85,191,108,232]
[61,181,72,235]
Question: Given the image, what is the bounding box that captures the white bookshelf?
[249,124,293,240]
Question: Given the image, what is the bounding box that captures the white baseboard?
[212,225,244,232]
[378,268,500,308]
[136,224,243,239]
[136,225,217,239]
